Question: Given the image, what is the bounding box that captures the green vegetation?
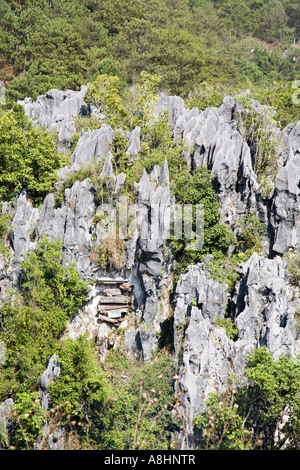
[1,0,300,452]
[96,350,176,450]
[194,347,300,450]
[214,318,238,341]
[0,104,65,205]
[0,238,175,450]
[1,0,300,117]
[202,213,265,291]
[0,238,88,401]
[235,94,282,181]
[170,167,236,278]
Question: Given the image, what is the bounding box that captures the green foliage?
[0,211,10,239]
[131,71,161,128]
[185,81,238,111]
[55,161,103,207]
[97,350,176,450]
[112,108,188,198]
[203,213,265,291]
[85,74,128,129]
[0,105,64,205]
[195,348,300,450]
[236,213,265,253]
[250,80,300,129]
[284,250,300,286]
[170,167,235,272]
[239,348,300,449]
[235,95,282,180]
[48,345,176,450]
[0,420,9,449]
[214,318,238,341]
[21,238,87,317]
[194,387,252,450]
[0,238,88,401]
[49,336,107,430]
[10,391,46,450]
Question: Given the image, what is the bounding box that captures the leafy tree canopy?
[0,104,65,204]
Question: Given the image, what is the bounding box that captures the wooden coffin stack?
[96,278,133,324]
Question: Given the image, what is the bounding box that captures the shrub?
[170,167,235,271]
[0,105,65,205]
[214,318,238,341]
[194,348,300,450]
[0,239,88,400]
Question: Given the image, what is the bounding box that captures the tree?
[194,348,300,450]
[239,348,300,449]
[256,0,292,43]
[0,105,64,204]
[85,74,128,128]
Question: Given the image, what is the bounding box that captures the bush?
[0,239,88,401]
[170,167,235,271]
[97,350,176,450]
[0,105,65,205]
[194,348,300,450]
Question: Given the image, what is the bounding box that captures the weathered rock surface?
[173,253,300,448]
[58,124,115,179]
[18,86,87,144]
[8,190,40,286]
[232,252,299,364]
[1,86,297,450]
[270,149,300,255]
[38,353,61,411]
[0,398,14,448]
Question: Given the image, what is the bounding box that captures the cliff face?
[1,86,300,449]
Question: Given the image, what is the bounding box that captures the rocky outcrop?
[131,160,172,359]
[270,148,300,255]
[38,353,61,411]
[58,124,115,179]
[173,253,300,448]
[232,253,299,365]
[5,86,298,449]
[8,190,39,286]
[18,86,88,145]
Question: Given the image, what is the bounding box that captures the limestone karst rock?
[18,86,88,145]
[173,253,299,448]
[1,85,300,449]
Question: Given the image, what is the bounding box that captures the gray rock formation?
[38,178,96,278]
[232,253,299,364]
[126,126,141,161]
[38,353,61,411]
[8,190,40,286]
[0,398,14,448]
[18,86,87,144]
[58,124,115,179]
[5,86,299,450]
[131,160,172,359]
[173,253,300,448]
